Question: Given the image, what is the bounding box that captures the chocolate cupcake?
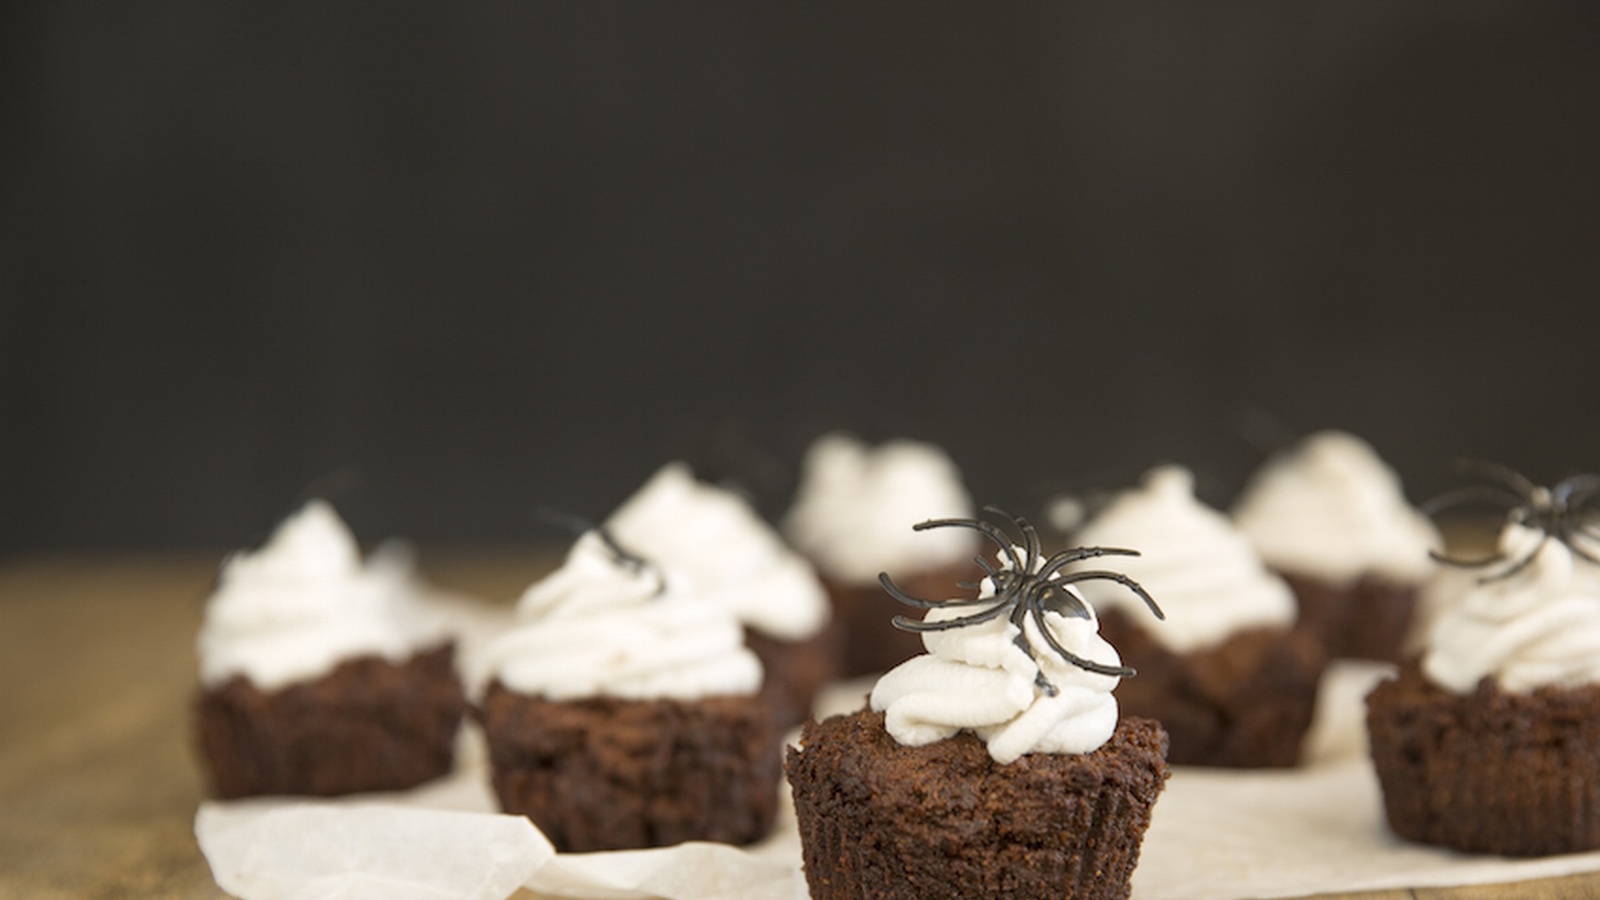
[1232,431,1439,662]
[1072,465,1326,767]
[605,462,834,729]
[194,500,465,798]
[787,510,1169,900]
[1367,467,1600,856]
[782,432,982,677]
[476,529,782,852]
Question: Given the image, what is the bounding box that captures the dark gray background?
[3,3,1598,554]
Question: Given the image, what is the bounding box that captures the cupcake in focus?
[476,528,782,852]
[786,510,1169,900]
[782,432,981,677]
[604,461,833,728]
[1072,465,1326,767]
[1232,430,1439,661]
[1367,467,1600,856]
[193,500,465,798]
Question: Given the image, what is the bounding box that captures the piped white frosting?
[196,501,444,691]
[481,530,763,701]
[871,554,1125,763]
[602,462,828,642]
[1071,465,1296,653]
[782,433,978,584]
[1422,524,1600,694]
[1232,431,1440,585]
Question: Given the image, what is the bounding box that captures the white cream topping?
[481,530,763,701]
[1232,430,1440,585]
[602,462,828,642]
[1422,524,1600,694]
[870,556,1125,763]
[196,501,441,691]
[1071,465,1296,653]
[782,433,978,585]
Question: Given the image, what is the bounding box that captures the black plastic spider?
[1424,460,1600,583]
[879,507,1164,696]
[537,506,665,595]
[592,526,662,591]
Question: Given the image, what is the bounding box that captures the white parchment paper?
[195,661,1600,900]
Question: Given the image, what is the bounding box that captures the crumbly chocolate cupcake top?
[481,528,763,702]
[1433,470,1600,695]
[1232,430,1439,585]
[196,500,444,691]
[782,432,978,584]
[605,461,828,642]
[1072,465,1295,653]
[870,509,1161,764]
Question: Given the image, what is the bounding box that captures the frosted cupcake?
[604,462,833,727]
[782,433,980,676]
[476,529,782,851]
[1072,465,1325,767]
[786,510,1169,900]
[193,500,464,798]
[1232,430,1440,661]
[1368,470,1600,855]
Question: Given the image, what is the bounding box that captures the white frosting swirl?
[196,501,441,691]
[870,559,1124,763]
[481,530,763,701]
[782,433,978,584]
[602,462,828,642]
[1422,524,1600,694]
[1232,431,1440,584]
[1072,465,1296,653]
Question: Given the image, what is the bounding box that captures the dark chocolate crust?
[476,683,782,852]
[1366,662,1600,856]
[194,644,465,798]
[825,560,984,678]
[1280,570,1419,662]
[1098,611,1325,768]
[786,709,1169,900]
[745,624,840,730]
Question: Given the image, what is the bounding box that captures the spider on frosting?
[1424,460,1600,583]
[878,507,1164,696]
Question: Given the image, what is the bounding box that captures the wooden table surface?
[3,553,1598,900]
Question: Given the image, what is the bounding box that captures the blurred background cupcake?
[1071,465,1326,767]
[1232,430,1440,662]
[1367,473,1600,856]
[781,432,981,677]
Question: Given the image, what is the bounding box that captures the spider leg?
[1011,627,1062,698]
[1031,607,1136,677]
[985,505,1042,574]
[1477,534,1548,584]
[1036,545,1141,582]
[589,525,647,571]
[1559,480,1600,541]
[1031,583,1092,620]
[1571,515,1600,543]
[915,516,1026,574]
[1454,459,1540,500]
[1555,474,1600,505]
[975,554,1000,579]
[954,555,1009,592]
[891,600,1013,632]
[1032,671,1059,696]
[1420,484,1525,518]
[1429,548,1507,569]
[1051,570,1165,620]
[878,572,993,608]
[1557,525,1600,567]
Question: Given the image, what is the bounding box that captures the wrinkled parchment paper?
[196,649,1600,900]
